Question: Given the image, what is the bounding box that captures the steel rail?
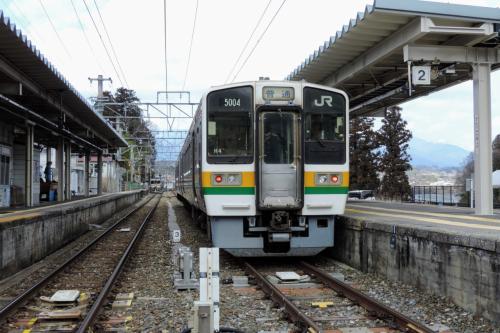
[77,195,161,332]
[244,261,321,333]
[299,261,436,333]
[0,194,156,321]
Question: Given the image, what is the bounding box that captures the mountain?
[408,137,470,169]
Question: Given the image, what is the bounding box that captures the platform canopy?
[287,0,500,116]
[0,11,128,151]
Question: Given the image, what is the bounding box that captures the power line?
[1,0,69,68]
[8,1,46,44]
[224,0,272,84]
[182,0,199,91]
[231,0,287,83]
[82,0,125,87]
[163,0,168,99]
[37,0,72,60]
[69,0,106,74]
[92,0,129,88]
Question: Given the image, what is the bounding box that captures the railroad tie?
[311,301,334,309]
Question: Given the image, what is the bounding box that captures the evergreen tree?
[349,116,380,191]
[493,134,500,171]
[456,134,500,184]
[378,106,412,200]
[456,134,500,205]
[102,88,156,182]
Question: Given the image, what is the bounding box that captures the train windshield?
[206,86,253,164]
[303,87,346,164]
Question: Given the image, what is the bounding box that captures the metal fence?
[410,186,465,206]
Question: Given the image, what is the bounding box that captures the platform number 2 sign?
[412,65,431,85]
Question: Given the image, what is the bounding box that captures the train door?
[258,109,302,209]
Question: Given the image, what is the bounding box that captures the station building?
[0,11,128,208]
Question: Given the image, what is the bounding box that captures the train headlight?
[329,173,342,185]
[317,174,329,185]
[315,173,342,186]
[211,173,242,186]
[226,173,242,185]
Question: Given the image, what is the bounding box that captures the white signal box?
[412,65,431,85]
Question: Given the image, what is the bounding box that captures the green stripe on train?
[304,186,349,194]
[203,187,255,195]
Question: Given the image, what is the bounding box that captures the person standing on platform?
[44,161,53,182]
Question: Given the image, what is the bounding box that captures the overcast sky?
[1,0,500,151]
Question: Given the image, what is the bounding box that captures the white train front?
[175,80,349,256]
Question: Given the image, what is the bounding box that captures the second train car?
[175,80,348,256]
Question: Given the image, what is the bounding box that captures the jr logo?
[314,95,333,107]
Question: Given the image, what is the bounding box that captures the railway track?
[0,194,161,332]
[244,260,436,333]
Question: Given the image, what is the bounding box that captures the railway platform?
[346,200,500,240]
[0,190,146,280]
[335,200,500,323]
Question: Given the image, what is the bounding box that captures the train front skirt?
[209,216,334,257]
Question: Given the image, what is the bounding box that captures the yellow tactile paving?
[0,213,42,223]
[350,204,500,223]
[346,208,500,231]
[0,192,119,216]
[0,193,122,223]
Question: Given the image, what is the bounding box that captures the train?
[149,178,164,193]
[175,80,348,256]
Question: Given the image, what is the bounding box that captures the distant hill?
[408,137,470,169]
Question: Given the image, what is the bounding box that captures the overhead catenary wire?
[163,0,168,100]
[224,0,272,84]
[81,0,125,88]
[181,0,200,91]
[37,0,73,60]
[5,0,46,45]
[231,0,287,83]
[69,0,106,74]
[1,0,68,70]
[92,0,129,88]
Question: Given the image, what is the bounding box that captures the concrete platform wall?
[331,217,500,323]
[0,190,146,279]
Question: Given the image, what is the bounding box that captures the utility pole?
[89,75,112,114]
[130,146,135,185]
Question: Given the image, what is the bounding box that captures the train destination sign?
[262,86,294,101]
[207,86,252,112]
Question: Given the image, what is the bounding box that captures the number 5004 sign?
[412,66,431,85]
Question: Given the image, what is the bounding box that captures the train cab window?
[303,87,346,164]
[207,86,253,164]
[306,113,344,142]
